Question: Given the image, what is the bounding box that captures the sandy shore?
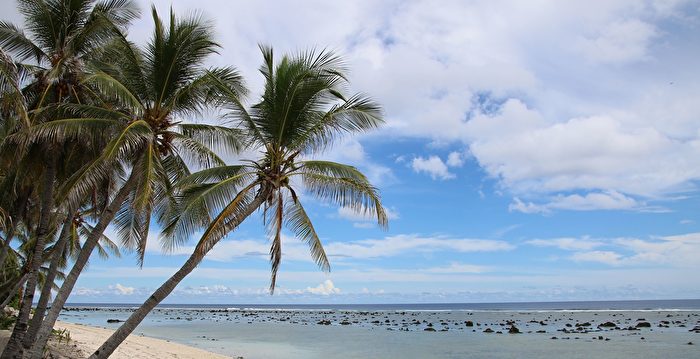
[0,321,235,359]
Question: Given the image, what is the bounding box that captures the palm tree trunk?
[0,273,28,308]
[21,215,71,349]
[1,158,56,359]
[89,194,265,359]
[26,173,138,359]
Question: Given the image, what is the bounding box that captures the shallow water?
[59,304,700,358]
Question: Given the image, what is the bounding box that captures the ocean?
[59,299,700,358]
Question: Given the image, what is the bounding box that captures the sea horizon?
[61,298,700,311]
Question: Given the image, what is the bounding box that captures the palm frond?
[284,198,330,272]
[301,173,388,229]
[0,20,46,63]
[294,93,383,154]
[179,123,245,156]
[170,132,226,169]
[160,166,254,250]
[82,71,144,111]
[268,190,283,293]
[192,182,260,258]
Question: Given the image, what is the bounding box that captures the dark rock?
[317,320,331,325]
[465,321,474,327]
[424,327,436,332]
[598,322,617,328]
[508,326,521,334]
[483,328,494,333]
[636,322,652,328]
[106,319,122,323]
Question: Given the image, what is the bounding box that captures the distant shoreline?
[60,298,700,311]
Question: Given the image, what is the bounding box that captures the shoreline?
[0,321,237,359]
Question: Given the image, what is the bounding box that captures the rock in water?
[508,326,521,334]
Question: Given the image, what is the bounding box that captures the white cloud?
[534,232,700,268]
[316,138,394,185]
[111,283,135,295]
[306,279,341,295]
[527,237,606,251]
[324,234,514,258]
[574,19,657,65]
[509,197,549,214]
[446,151,465,167]
[510,191,648,213]
[3,0,698,213]
[411,156,455,180]
[571,251,624,265]
[144,232,510,264]
[424,262,488,274]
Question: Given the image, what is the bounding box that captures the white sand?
[1,321,235,359]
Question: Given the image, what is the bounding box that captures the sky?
[3,0,700,304]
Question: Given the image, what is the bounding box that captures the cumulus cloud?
[3,0,698,213]
[411,156,455,180]
[111,283,135,295]
[446,151,465,167]
[306,279,341,295]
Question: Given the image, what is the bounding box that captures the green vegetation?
[0,1,387,358]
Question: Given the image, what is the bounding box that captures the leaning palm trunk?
[21,215,71,349]
[26,174,137,359]
[0,273,27,308]
[89,193,266,359]
[1,158,56,359]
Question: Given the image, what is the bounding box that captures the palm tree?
[27,7,244,358]
[0,1,139,357]
[0,47,30,274]
[90,46,387,359]
[22,205,121,347]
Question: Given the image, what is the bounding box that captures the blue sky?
[4,0,700,303]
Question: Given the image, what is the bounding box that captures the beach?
[0,321,235,359]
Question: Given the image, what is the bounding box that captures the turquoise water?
[58,301,700,358]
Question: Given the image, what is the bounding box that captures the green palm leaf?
[284,199,330,272]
